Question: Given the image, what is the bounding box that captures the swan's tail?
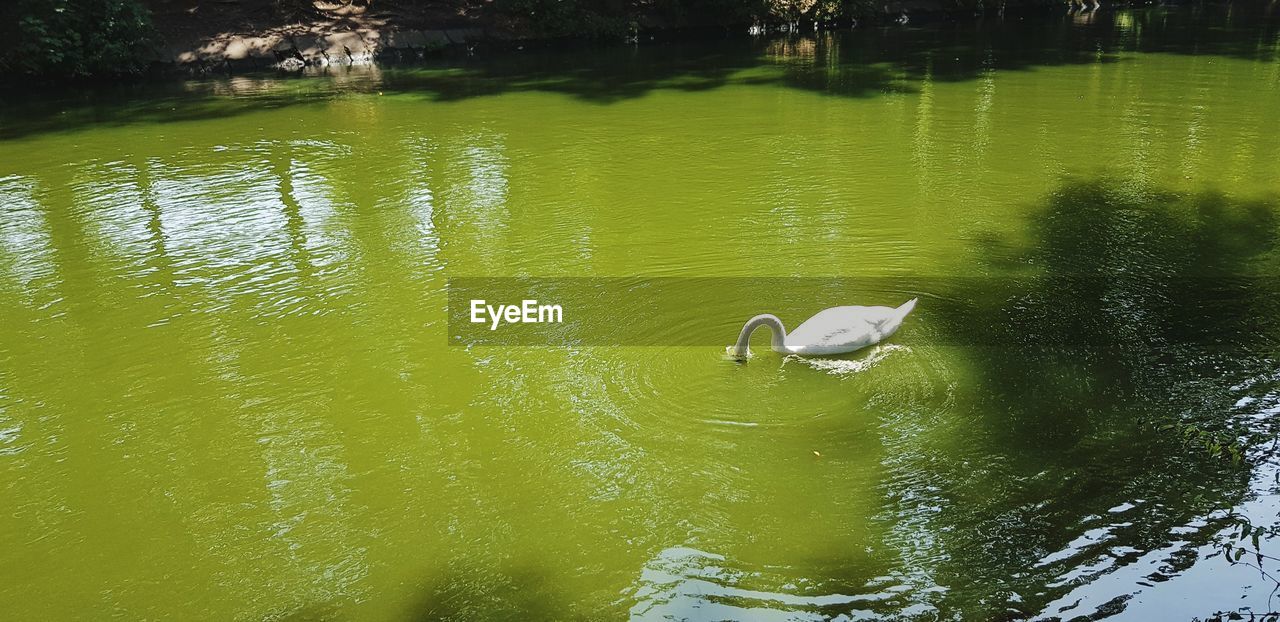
[897,297,918,316]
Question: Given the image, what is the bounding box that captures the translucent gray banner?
[447,277,1280,348]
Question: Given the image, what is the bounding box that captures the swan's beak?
[724,346,750,363]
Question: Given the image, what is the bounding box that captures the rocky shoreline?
[163,27,486,73]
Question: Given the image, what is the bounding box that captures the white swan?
[727,298,917,360]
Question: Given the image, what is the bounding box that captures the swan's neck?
[732,314,787,357]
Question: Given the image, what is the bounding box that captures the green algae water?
[4,7,1280,620]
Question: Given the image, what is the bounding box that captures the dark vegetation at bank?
[2,0,1255,80]
[0,0,159,78]
[3,4,1277,140]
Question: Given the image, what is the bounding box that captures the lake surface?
[3,6,1280,620]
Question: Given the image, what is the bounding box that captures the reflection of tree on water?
[921,177,1280,619]
[957,178,1278,442]
[603,178,1280,621]
[268,141,316,280]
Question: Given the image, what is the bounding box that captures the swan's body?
[728,298,917,360]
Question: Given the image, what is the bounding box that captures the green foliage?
[492,0,634,38]
[491,0,898,38]
[0,0,159,78]
[488,0,1072,36]
[812,0,880,20]
[651,0,769,28]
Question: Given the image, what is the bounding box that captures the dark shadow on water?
[2,4,1278,140]
[942,177,1279,442]
[274,563,576,620]
[407,563,580,621]
[915,176,1280,619]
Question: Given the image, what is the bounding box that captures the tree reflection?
[919,177,1280,619]
[4,6,1278,140]
[952,178,1278,439]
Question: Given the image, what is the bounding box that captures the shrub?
[0,0,159,78]
[492,0,633,38]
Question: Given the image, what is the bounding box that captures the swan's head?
[724,345,751,363]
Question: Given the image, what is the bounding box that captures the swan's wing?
[784,306,904,355]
